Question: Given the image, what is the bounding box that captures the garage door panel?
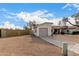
[39,28,48,37]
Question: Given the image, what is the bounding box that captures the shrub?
[72,31,79,35]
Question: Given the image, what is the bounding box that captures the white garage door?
[39,28,48,37]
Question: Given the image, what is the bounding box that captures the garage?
[33,22,53,37]
[39,28,48,37]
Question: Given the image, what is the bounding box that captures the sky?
[0,3,79,29]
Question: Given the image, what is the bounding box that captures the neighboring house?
[52,26,77,34]
[32,22,53,37]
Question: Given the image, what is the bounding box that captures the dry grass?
[0,35,61,56]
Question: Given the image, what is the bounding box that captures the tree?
[23,25,28,30]
[28,20,37,29]
[71,12,79,18]
[58,21,61,26]
[62,17,79,27]
[62,17,68,26]
[27,21,37,35]
[71,12,79,26]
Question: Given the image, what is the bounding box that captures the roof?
[38,22,53,26]
[52,26,77,29]
[41,22,53,24]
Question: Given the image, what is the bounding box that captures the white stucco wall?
[32,28,39,36]
[37,28,39,36]
[48,27,52,36]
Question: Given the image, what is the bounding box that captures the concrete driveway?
[40,35,79,56]
[0,35,61,56]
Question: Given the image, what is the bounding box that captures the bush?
[72,31,79,35]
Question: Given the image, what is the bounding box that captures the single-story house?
[32,22,53,37]
[32,21,79,36]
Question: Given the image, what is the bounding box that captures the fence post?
[62,43,68,56]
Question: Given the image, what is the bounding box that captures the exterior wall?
[36,28,39,36]
[32,28,38,36]
[48,27,52,36]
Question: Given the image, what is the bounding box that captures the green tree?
[27,21,37,29]
[71,12,79,26]
[27,21,37,34]
[71,12,79,18]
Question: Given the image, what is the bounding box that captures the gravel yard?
[0,35,61,56]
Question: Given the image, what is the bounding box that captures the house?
[32,22,78,36]
[32,17,79,36]
[52,26,78,34]
[32,22,53,37]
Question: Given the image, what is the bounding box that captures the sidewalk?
[40,36,79,56]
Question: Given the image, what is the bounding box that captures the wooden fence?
[0,29,30,38]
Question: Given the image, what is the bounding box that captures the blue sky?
[0,3,78,29]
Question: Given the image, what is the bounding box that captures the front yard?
[0,35,61,56]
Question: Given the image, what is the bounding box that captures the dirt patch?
[0,35,61,56]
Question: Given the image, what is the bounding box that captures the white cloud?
[0,8,20,22]
[62,4,71,9]
[0,8,16,16]
[31,10,48,16]
[0,21,24,30]
[48,18,62,26]
[58,17,76,26]
[48,17,76,26]
[46,13,54,17]
[17,10,54,24]
[0,8,53,29]
[0,8,76,27]
[72,4,79,8]
[62,3,79,11]
[0,8,17,19]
